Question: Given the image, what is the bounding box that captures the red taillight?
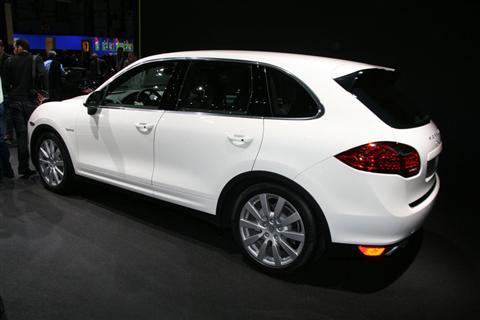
[335,142,420,178]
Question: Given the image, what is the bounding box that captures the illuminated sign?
[94,37,100,51]
[45,37,55,51]
[81,40,90,52]
[13,33,134,56]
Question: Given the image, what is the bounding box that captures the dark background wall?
[140,1,480,269]
[0,1,6,43]
[4,0,135,39]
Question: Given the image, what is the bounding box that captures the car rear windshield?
[335,69,430,129]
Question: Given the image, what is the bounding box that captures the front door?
[76,60,179,190]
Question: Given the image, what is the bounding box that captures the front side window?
[266,68,319,118]
[178,61,252,115]
[103,61,177,108]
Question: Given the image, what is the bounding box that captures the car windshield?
[335,69,430,129]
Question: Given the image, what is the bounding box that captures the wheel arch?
[216,170,331,243]
[30,124,75,172]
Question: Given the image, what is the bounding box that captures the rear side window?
[335,69,430,129]
[178,61,252,115]
[266,68,319,118]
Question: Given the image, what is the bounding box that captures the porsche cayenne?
[28,51,441,273]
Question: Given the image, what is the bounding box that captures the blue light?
[13,33,133,56]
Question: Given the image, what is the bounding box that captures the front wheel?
[35,131,75,194]
[232,183,323,274]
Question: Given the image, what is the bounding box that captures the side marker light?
[358,246,386,256]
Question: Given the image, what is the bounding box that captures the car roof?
[137,50,394,78]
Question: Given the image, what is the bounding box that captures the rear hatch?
[392,121,441,206]
[336,69,441,206]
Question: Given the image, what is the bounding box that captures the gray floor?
[0,147,479,320]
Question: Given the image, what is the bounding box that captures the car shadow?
[74,177,238,252]
[0,294,5,320]
[282,231,423,293]
[74,177,422,293]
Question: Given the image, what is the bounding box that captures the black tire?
[232,182,324,274]
[34,131,76,194]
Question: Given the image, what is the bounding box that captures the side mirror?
[84,90,103,115]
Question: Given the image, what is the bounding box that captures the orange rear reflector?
[358,246,386,256]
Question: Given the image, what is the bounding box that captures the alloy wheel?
[38,139,65,187]
[239,193,306,268]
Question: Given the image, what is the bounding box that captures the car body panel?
[294,119,442,245]
[29,99,83,171]
[150,111,264,214]
[254,79,395,180]
[75,106,165,189]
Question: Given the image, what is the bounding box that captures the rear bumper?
[327,228,422,258]
[295,157,440,246]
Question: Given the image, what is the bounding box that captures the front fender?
[29,101,83,172]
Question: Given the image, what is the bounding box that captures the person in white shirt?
[44,50,65,74]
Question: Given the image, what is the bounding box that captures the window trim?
[93,105,166,112]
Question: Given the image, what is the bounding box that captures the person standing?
[114,47,126,72]
[0,73,14,181]
[0,40,9,75]
[0,40,14,145]
[3,39,46,177]
[124,52,138,67]
[44,50,65,101]
[88,53,108,80]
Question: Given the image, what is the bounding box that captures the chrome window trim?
[163,110,263,120]
[97,105,165,112]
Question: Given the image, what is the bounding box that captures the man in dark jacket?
[0,74,14,181]
[0,39,14,145]
[3,39,46,177]
[88,53,108,80]
[0,40,10,78]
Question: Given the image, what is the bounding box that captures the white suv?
[28,51,441,273]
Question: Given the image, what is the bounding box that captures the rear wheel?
[232,183,322,274]
[35,131,75,194]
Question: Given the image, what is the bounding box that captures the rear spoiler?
[334,68,399,91]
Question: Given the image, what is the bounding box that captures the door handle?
[227,134,253,146]
[135,122,154,133]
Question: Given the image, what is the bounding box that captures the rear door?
[151,60,266,213]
